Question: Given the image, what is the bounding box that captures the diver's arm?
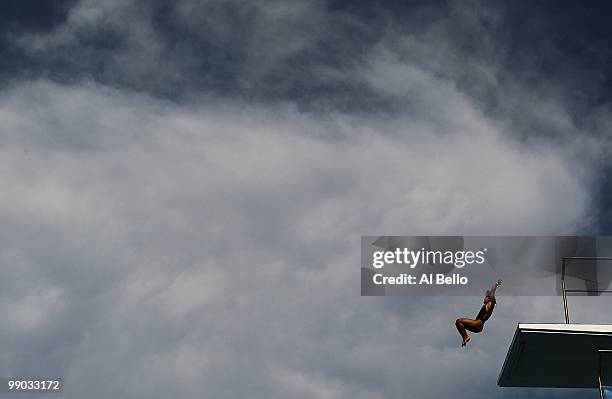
[485,279,502,298]
[485,299,494,313]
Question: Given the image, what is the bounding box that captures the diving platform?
[498,323,612,388]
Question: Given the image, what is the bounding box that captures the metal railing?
[598,350,612,399]
[561,257,612,324]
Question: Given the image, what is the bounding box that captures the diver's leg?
[462,319,484,334]
[455,318,470,346]
[456,318,483,347]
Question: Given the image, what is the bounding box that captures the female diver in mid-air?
[455,279,502,347]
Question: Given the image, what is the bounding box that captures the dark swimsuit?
[475,306,487,322]
[476,297,495,323]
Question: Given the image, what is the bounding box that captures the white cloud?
[0,74,604,398]
[0,4,610,398]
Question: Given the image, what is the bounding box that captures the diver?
[455,279,502,347]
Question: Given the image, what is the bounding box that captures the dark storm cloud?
[4,1,612,111]
[0,1,611,399]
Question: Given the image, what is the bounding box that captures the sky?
[1,1,612,398]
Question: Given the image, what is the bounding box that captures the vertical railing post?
[600,351,605,399]
[562,258,569,324]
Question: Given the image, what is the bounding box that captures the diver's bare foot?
[461,336,470,347]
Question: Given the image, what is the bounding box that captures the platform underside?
[498,324,612,388]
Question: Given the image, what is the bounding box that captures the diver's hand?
[496,279,502,286]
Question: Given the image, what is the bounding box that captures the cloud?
[0,71,604,398]
[9,0,334,98]
[0,1,611,398]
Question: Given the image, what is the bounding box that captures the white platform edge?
[518,323,612,333]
